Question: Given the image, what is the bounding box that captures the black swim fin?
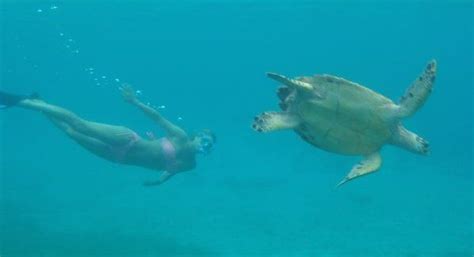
[0,91,39,109]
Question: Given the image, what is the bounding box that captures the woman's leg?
[20,98,135,146]
[48,117,117,161]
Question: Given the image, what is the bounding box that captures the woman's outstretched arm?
[120,85,187,139]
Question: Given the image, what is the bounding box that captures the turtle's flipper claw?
[252,111,300,132]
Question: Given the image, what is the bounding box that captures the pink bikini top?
[159,137,177,171]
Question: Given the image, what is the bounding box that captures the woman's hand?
[120,84,138,104]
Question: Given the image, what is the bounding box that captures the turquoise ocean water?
[1,1,472,256]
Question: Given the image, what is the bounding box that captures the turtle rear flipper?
[252,111,300,132]
[398,59,437,118]
[336,152,382,187]
[390,125,429,155]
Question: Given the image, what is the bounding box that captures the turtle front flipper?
[397,59,437,118]
[267,72,314,92]
[336,152,382,187]
[252,111,300,132]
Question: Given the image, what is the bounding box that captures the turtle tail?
[0,91,40,109]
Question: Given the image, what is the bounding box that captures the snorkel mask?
[196,130,215,155]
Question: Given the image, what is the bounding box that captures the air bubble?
[101,76,107,79]
[177,117,183,121]
[50,5,58,10]
[158,105,166,109]
[136,90,142,95]
[114,78,120,82]
[59,33,64,37]
[37,9,43,13]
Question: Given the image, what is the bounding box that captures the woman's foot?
[0,91,39,109]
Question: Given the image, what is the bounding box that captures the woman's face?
[194,133,215,155]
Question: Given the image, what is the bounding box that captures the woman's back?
[124,137,196,173]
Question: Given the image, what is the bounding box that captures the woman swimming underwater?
[0,85,216,186]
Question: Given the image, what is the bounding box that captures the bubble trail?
[34,7,169,114]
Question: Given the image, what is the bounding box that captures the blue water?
[1,1,472,256]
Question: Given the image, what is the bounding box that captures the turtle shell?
[279,74,396,155]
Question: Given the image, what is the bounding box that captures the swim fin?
[0,91,39,109]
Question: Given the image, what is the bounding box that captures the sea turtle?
[252,60,437,186]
